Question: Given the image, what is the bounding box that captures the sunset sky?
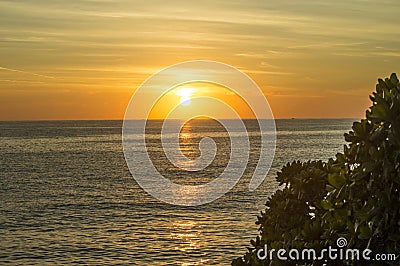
[0,0,399,120]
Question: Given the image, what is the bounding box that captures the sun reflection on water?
[170,220,201,252]
[168,219,214,265]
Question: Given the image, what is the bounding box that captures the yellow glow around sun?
[147,82,257,120]
[175,87,195,106]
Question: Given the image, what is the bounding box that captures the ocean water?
[0,119,353,265]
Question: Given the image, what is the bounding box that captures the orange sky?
[147,82,258,120]
[0,0,399,120]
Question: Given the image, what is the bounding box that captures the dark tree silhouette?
[233,73,400,266]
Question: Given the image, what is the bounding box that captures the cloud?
[0,66,55,79]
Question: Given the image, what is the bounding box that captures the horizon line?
[0,117,362,122]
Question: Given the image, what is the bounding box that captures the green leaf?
[321,200,333,210]
[358,225,372,240]
[389,73,399,86]
[328,173,346,189]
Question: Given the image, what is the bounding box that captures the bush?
[233,73,400,266]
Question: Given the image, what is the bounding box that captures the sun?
[175,87,195,106]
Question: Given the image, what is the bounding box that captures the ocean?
[0,119,353,265]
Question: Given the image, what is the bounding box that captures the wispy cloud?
[0,66,55,79]
[288,42,368,49]
[240,69,293,76]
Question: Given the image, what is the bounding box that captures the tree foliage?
[233,73,400,265]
